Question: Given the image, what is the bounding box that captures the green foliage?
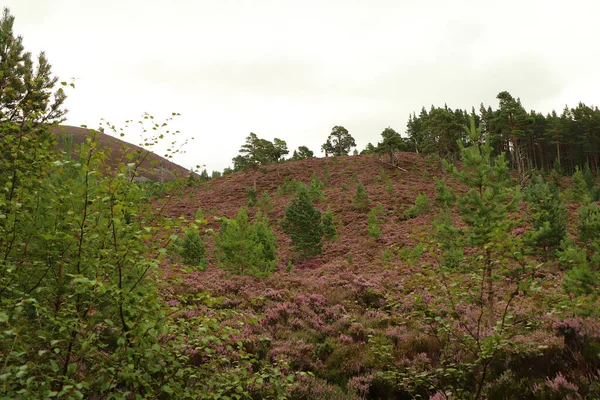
[232,133,288,171]
[353,182,370,211]
[321,126,356,156]
[177,229,207,267]
[377,168,389,184]
[280,186,323,258]
[257,190,273,214]
[375,127,407,166]
[346,253,354,264]
[570,167,590,204]
[291,145,314,160]
[214,208,278,276]
[577,203,600,246]
[391,113,527,398]
[386,180,394,195]
[404,193,431,219]
[211,170,222,179]
[368,204,385,239]
[277,177,302,196]
[245,186,258,206]
[309,173,326,202]
[321,207,338,240]
[524,174,567,251]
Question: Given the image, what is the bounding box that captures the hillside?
[155,152,600,399]
[53,125,192,181]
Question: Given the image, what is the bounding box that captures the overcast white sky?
[5,0,600,172]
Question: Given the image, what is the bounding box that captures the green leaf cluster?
[214,208,278,276]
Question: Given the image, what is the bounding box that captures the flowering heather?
[154,153,600,398]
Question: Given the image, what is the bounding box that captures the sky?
[5,0,600,172]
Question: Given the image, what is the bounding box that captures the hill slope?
[157,153,599,399]
[54,125,191,181]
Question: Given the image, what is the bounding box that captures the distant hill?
[53,125,192,182]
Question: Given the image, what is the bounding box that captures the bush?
[277,177,302,196]
[258,190,273,214]
[214,207,278,276]
[353,182,370,211]
[524,174,567,251]
[405,193,431,218]
[570,167,590,204]
[280,185,323,258]
[246,186,258,206]
[309,173,326,202]
[368,204,385,239]
[322,207,338,240]
[178,229,208,267]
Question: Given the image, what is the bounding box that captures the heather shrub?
[323,164,331,185]
[532,373,581,400]
[404,193,431,219]
[215,207,278,276]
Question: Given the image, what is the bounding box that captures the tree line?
[227,91,600,179]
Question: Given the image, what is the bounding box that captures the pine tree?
[321,207,337,240]
[570,167,590,204]
[353,182,370,211]
[524,174,567,252]
[442,112,520,323]
[215,207,278,276]
[280,185,323,257]
[368,204,385,239]
[0,7,67,191]
[309,173,325,202]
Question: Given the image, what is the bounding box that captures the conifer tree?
[353,182,370,211]
[524,174,567,252]
[570,167,590,204]
[440,112,520,324]
[215,207,278,276]
[321,207,337,240]
[280,185,323,257]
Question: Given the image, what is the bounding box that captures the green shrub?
[570,167,590,204]
[368,204,385,239]
[583,163,595,190]
[577,203,600,246]
[277,177,302,196]
[321,207,338,240]
[280,186,323,258]
[405,193,431,218]
[353,182,370,211]
[524,174,567,251]
[178,230,208,267]
[245,186,258,206]
[215,207,278,276]
[309,173,326,202]
[257,190,273,214]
